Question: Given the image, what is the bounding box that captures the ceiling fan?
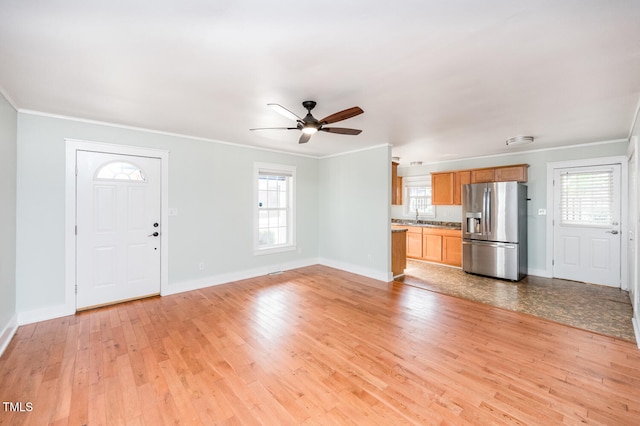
[250,100,364,144]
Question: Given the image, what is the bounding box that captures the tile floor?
[396,259,636,343]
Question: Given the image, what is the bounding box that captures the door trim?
[65,139,169,312]
[545,156,628,289]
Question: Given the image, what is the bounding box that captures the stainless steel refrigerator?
[462,181,527,281]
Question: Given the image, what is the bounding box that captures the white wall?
[395,140,629,276]
[15,112,320,318]
[318,145,392,281]
[0,92,17,352]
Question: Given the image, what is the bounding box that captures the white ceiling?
[1,0,639,163]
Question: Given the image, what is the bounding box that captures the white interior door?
[76,151,162,309]
[553,164,621,287]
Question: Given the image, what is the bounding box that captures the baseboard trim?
[318,258,392,282]
[163,258,321,296]
[527,268,551,278]
[17,303,75,326]
[0,313,18,358]
[633,316,640,349]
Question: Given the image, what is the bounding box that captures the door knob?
[606,230,619,235]
[148,232,159,237]
[153,222,159,227]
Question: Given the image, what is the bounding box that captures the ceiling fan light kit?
[506,135,534,146]
[251,100,363,144]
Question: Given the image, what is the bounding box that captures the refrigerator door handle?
[482,187,489,235]
[486,187,491,235]
[482,188,486,235]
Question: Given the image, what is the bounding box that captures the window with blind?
[254,163,296,254]
[559,169,613,227]
[403,176,435,218]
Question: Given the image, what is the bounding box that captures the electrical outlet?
[538,209,547,216]
[198,262,205,271]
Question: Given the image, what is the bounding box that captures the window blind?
[559,170,613,226]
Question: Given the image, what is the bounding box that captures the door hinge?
[75,284,77,294]
[552,259,554,266]
[75,225,77,235]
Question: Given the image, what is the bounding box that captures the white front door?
[76,151,162,309]
[552,164,622,287]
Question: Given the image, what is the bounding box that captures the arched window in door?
[95,161,147,182]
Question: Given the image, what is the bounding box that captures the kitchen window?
[254,162,296,255]
[404,176,435,218]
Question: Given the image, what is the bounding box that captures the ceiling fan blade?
[268,103,302,121]
[320,127,362,135]
[250,127,298,131]
[319,106,364,124]
[299,133,312,144]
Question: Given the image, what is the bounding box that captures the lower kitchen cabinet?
[403,226,462,267]
[442,235,462,266]
[405,226,423,258]
[423,233,443,262]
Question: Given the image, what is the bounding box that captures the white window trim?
[253,162,297,255]
[403,175,436,219]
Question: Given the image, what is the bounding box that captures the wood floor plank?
[1,265,639,425]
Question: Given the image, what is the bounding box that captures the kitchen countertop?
[391,219,462,230]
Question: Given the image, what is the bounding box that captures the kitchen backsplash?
[391,204,462,222]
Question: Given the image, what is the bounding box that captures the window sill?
[254,244,297,256]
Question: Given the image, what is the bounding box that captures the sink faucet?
[415,208,419,222]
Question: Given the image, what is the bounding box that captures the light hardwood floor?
[1,265,639,425]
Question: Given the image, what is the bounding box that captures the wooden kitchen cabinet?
[495,165,528,182]
[404,226,462,267]
[432,165,528,205]
[392,162,403,205]
[442,234,462,266]
[453,171,470,205]
[470,168,495,183]
[405,226,423,258]
[431,172,454,205]
[472,164,528,183]
[423,233,443,262]
[391,229,407,277]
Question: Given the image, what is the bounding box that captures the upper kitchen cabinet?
[453,171,470,205]
[392,161,403,205]
[432,170,470,205]
[432,172,454,205]
[494,165,528,182]
[432,164,528,205]
[471,164,528,183]
[470,168,495,183]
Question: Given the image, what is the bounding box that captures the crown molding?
[0,85,18,111]
[18,109,322,159]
